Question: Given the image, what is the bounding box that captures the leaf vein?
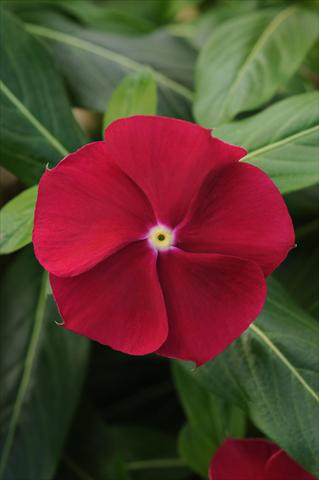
[250,324,319,404]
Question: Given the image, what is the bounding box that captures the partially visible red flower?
[208,438,315,480]
[33,116,294,364]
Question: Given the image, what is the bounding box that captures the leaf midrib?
[25,23,194,101]
[0,272,49,479]
[244,124,319,160]
[250,324,319,404]
[218,6,298,120]
[0,80,68,157]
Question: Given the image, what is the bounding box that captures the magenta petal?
[265,449,316,480]
[104,116,246,227]
[156,249,266,365]
[178,162,295,276]
[209,439,279,480]
[50,242,168,355]
[33,141,155,277]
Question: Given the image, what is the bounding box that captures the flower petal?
[50,241,168,355]
[208,439,279,480]
[104,116,246,227]
[156,249,266,365]
[178,162,295,276]
[33,142,155,276]
[265,449,316,480]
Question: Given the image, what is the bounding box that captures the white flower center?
[148,225,174,250]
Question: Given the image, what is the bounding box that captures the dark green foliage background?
[0,1,318,479]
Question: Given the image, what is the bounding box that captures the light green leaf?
[179,278,319,476]
[103,69,157,130]
[173,363,245,477]
[178,424,214,478]
[194,7,319,127]
[0,186,37,254]
[24,13,195,119]
[0,248,89,480]
[0,9,85,185]
[215,91,319,194]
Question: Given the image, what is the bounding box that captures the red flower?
[208,438,315,480]
[33,116,294,364]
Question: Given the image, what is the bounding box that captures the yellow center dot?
[148,225,174,250]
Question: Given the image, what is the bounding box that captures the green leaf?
[305,38,319,75]
[178,424,214,478]
[103,69,157,130]
[68,1,159,34]
[0,8,85,185]
[215,91,319,194]
[12,0,156,34]
[173,363,245,476]
[0,248,89,480]
[169,1,261,50]
[194,7,319,127]
[24,13,195,119]
[179,278,319,476]
[0,186,37,254]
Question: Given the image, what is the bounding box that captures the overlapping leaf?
[24,12,195,119]
[179,278,319,476]
[0,66,157,256]
[0,248,89,480]
[194,7,319,126]
[215,92,319,194]
[0,8,85,185]
[173,364,246,477]
[103,69,157,129]
[1,4,319,480]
